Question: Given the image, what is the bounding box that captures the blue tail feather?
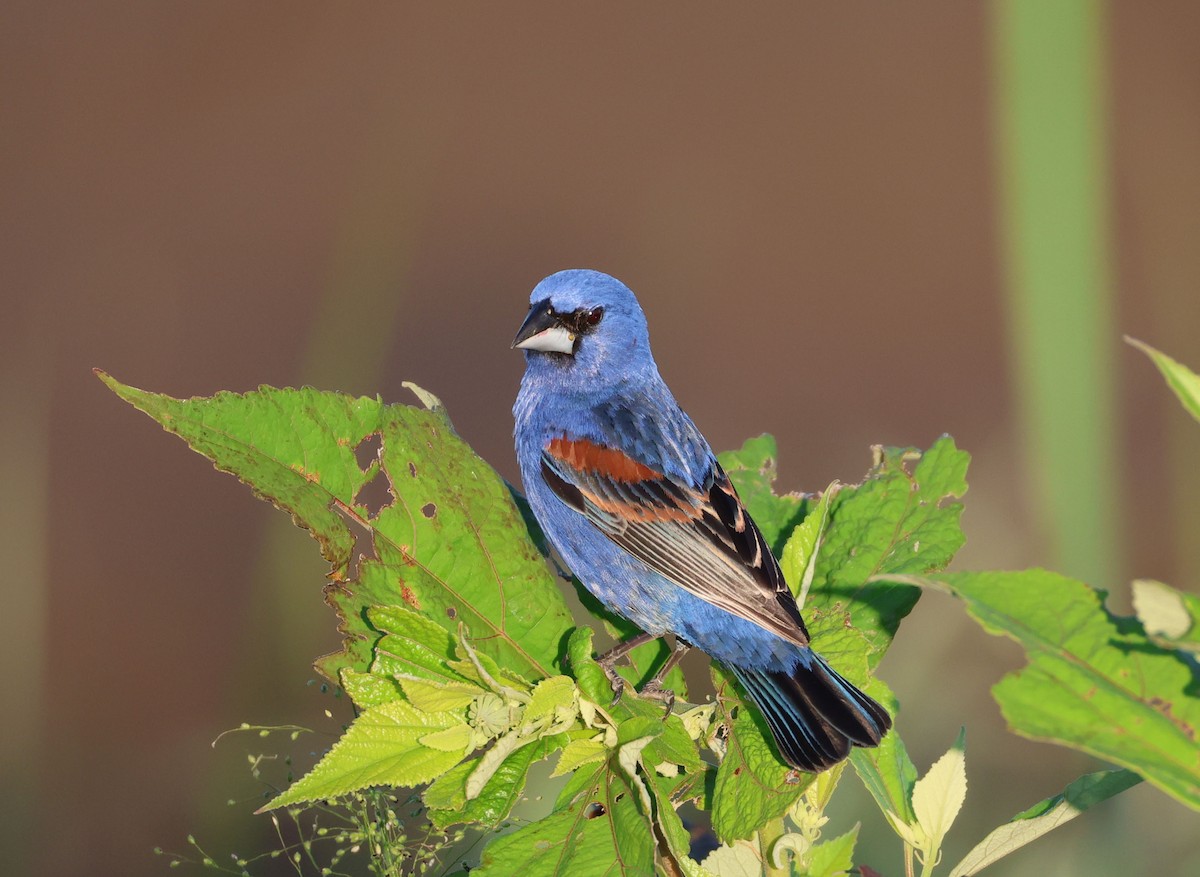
[732,654,891,772]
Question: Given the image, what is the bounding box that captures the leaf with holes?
[805,436,969,661]
[710,667,814,843]
[98,373,574,682]
[472,760,656,877]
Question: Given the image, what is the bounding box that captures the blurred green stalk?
[991,0,1120,586]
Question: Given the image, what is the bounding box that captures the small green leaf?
[567,628,614,707]
[805,825,860,877]
[260,700,468,811]
[949,769,1141,877]
[339,668,404,708]
[398,677,480,713]
[646,715,703,774]
[850,685,917,826]
[1127,337,1200,424]
[526,675,577,724]
[617,733,658,813]
[780,485,836,608]
[646,771,716,877]
[910,728,967,856]
[467,727,535,800]
[553,737,609,777]
[419,723,475,753]
[368,604,467,685]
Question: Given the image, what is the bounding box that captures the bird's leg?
[595,632,658,704]
[639,639,691,716]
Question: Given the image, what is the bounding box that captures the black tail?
[732,654,892,772]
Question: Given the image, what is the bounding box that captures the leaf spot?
[421,502,437,518]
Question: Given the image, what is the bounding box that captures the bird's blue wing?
[539,433,812,648]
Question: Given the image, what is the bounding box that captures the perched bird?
[512,269,890,771]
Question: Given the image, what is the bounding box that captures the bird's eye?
[585,307,604,327]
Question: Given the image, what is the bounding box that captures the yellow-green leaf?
[260,700,467,811]
[552,738,609,777]
[911,728,967,855]
[1127,337,1200,424]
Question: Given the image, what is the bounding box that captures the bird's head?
[512,269,655,389]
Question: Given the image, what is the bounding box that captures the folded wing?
[540,435,811,648]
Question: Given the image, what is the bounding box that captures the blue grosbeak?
[513,269,889,771]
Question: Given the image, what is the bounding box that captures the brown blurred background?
[3,3,1199,876]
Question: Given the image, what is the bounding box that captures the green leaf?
[397,677,479,713]
[803,608,877,689]
[98,375,573,681]
[568,628,614,707]
[805,824,859,877]
[647,771,716,877]
[553,737,609,777]
[646,715,703,774]
[1127,337,1200,424]
[710,669,813,843]
[902,570,1200,811]
[724,435,968,669]
[810,437,969,660]
[419,723,474,753]
[339,668,404,709]
[368,604,464,683]
[850,683,916,825]
[260,700,469,811]
[910,728,967,857]
[526,675,577,724]
[473,761,656,877]
[427,734,568,830]
[949,769,1141,877]
[717,434,808,553]
[780,486,835,609]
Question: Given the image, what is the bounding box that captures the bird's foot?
[595,632,657,706]
[637,679,676,717]
[636,638,690,717]
[597,658,626,707]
